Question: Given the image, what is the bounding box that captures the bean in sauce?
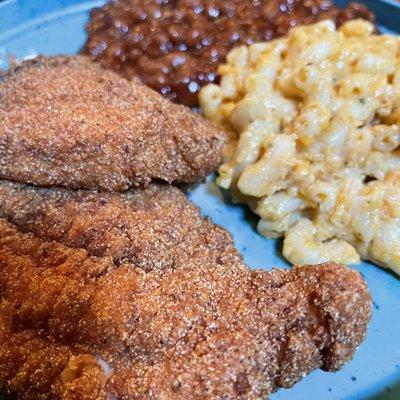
[81,0,375,107]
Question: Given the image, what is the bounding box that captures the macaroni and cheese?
[200,20,400,274]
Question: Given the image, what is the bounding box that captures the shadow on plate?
[365,379,400,400]
[204,177,288,265]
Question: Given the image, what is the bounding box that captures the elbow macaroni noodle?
[199,20,400,274]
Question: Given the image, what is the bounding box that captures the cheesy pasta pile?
[200,20,400,274]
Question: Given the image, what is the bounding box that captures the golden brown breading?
[0,56,225,191]
[0,219,371,400]
[0,180,242,271]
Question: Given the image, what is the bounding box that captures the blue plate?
[0,1,399,399]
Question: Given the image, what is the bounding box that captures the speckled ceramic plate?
[0,0,399,399]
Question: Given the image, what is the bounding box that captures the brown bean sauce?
[81,0,375,107]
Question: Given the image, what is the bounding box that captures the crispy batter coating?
[0,219,371,400]
[0,180,242,271]
[0,56,226,190]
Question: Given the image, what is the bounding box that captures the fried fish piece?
[0,219,371,400]
[0,56,225,191]
[0,180,241,272]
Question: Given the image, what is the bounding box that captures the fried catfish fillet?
[0,219,371,400]
[0,56,225,190]
[0,180,242,272]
